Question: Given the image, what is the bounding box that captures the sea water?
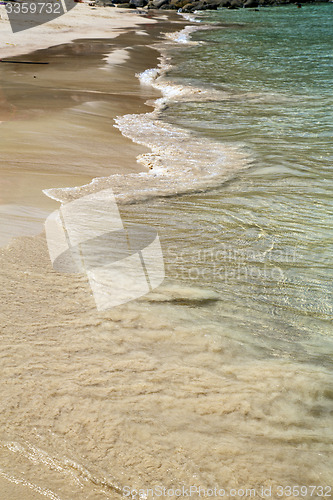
[114,5,333,361]
[115,3,333,490]
[1,7,333,498]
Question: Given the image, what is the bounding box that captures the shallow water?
[0,8,332,500]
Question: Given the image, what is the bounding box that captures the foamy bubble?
[136,54,229,108]
[44,110,249,205]
[164,25,202,45]
[178,12,202,23]
[137,67,161,87]
[44,21,248,206]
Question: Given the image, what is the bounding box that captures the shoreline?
[41,15,250,208]
[1,4,332,497]
[0,9,187,499]
[0,8,185,246]
[0,2,157,59]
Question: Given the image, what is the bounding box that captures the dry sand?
[0,1,156,59]
[0,4,176,247]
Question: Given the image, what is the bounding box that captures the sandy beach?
[0,4,182,246]
[0,2,156,59]
[0,6,191,499]
[1,3,332,499]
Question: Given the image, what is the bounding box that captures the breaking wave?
[44,23,250,206]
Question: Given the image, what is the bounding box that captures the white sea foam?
[136,67,162,87]
[164,25,201,45]
[178,12,202,23]
[44,22,249,206]
[44,109,249,205]
[137,53,229,110]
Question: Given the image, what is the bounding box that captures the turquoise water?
[115,9,333,486]
[148,4,333,354]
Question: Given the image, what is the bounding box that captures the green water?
[150,5,333,351]
[117,10,333,483]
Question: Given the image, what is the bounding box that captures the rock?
[169,0,190,7]
[244,0,259,6]
[115,0,330,11]
[95,0,115,5]
[129,0,147,6]
[182,0,208,11]
[147,0,169,7]
[205,0,221,8]
[228,0,242,7]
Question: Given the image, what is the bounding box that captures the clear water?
[1,8,333,497]
[113,8,333,487]
[149,4,333,352]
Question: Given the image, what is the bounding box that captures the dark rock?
[205,0,221,8]
[228,0,242,7]
[147,0,169,7]
[244,0,259,6]
[169,0,189,7]
[134,0,330,12]
[181,1,196,11]
[116,2,133,6]
[129,0,147,6]
[182,0,207,11]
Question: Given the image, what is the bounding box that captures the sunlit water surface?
[0,7,332,499]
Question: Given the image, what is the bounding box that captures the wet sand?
[0,14,184,246]
[1,230,332,499]
[0,11,196,500]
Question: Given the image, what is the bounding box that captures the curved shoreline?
[1,5,332,498]
[0,12,187,499]
[44,15,250,206]
[0,11,185,247]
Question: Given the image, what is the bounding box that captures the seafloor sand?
[0,7,194,499]
[1,6,332,500]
